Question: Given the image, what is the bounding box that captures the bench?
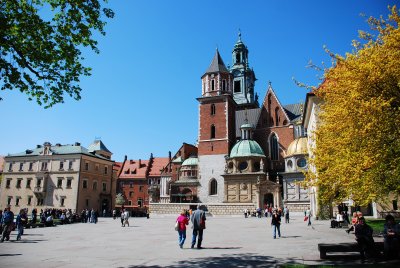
[318,242,384,259]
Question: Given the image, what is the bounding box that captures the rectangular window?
[138,198,143,207]
[83,179,88,189]
[93,181,97,190]
[104,166,108,175]
[36,178,42,187]
[57,178,63,188]
[6,179,11,188]
[69,160,73,170]
[67,178,72,188]
[29,162,33,171]
[7,196,12,205]
[59,161,64,170]
[128,200,132,206]
[41,162,48,171]
[85,162,89,171]
[129,191,133,197]
[27,196,33,206]
[222,79,226,91]
[95,164,99,171]
[86,199,89,207]
[37,198,44,206]
[26,178,32,188]
[19,162,24,171]
[139,186,143,192]
[16,179,22,188]
[15,197,21,206]
[130,182,133,188]
[8,163,13,171]
[102,182,107,192]
[234,80,241,93]
[211,79,215,91]
[60,197,65,207]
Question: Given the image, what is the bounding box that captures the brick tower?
[197,49,237,203]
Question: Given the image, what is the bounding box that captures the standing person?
[112,209,116,220]
[31,208,37,226]
[305,207,312,226]
[271,210,281,239]
[120,209,125,227]
[176,209,189,248]
[1,205,14,242]
[284,206,290,223]
[16,209,27,241]
[123,210,130,227]
[383,214,400,259]
[190,205,206,249]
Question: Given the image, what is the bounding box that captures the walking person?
[123,210,130,227]
[176,209,189,248]
[305,207,312,226]
[190,205,206,249]
[1,205,14,242]
[284,206,290,223]
[16,209,27,241]
[271,210,281,239]
[120,209,125,227]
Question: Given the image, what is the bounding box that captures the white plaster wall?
[198,154,226,203]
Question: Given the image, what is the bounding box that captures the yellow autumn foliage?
[306,6,400,206]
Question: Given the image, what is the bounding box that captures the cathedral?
[160,33,309,213]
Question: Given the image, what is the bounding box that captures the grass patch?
[366,218,385,233]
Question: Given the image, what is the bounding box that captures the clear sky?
[0,0,396,162]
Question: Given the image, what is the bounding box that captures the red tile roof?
[149,157,169,177]
[119,159,150,179]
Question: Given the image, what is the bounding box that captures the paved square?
[0,215,386,267]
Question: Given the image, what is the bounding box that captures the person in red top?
[176,209,189,248]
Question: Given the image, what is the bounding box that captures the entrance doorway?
[264,193,274,207]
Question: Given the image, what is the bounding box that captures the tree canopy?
[306,6,400,206]
[0,0,114,108]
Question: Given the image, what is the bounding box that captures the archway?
[264,193,274,207]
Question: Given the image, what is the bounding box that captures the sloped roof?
[203,49,229,76]
[283,103,304,124]
[88,140,111,153]
[7,144,110,161]
[149,157,169,177]
[119,159,150,179]
[235,108,261,137]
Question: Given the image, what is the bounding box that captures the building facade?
[0,140,114,213]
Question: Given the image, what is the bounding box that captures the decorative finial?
[268,81,272,87]
[244,109,248,124]
[238,29,242,41]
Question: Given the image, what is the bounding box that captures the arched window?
[209,179,217,195]
[211,79,215,91]
[211,104,216,115]
[270,133,279,160]
[210,125,216,139]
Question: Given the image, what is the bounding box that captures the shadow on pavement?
[0,254,23,257]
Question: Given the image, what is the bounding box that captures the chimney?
[124,155,127,162]
[138,159,141,167]
[75,142,81,146]
[169,151,171,161]
[36,145,42,149]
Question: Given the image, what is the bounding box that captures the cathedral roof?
[230,140,265,158]
[203,49,229,76]
[235,108,261,137]
[283,103,304,124]
[286,137,308,157]
[181,157,198,166]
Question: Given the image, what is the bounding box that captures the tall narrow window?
[69,160,73,170]
[270,134,279,161]
[209,179,218,195]
[8,163,13,171]
[29,162,33,171]
[275,107,280,126]
[19,163,24,171]
[222,80,226,91]
[211,104,216,115]
[27,196,32,206]
[234,80,241,93]
[211,79,215,91]
[59,161,64,170]
[210,125,216,139]
[102,182,107,192]
[236,53,240,63]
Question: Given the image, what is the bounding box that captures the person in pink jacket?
[176,209,189,248]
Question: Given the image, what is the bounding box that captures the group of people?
[120,209,130,227]
[243,205,290,224]
[175,205,206,249]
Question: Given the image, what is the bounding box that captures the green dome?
[181,157,198,166]
[230,140,265,158]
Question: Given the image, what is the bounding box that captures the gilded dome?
[230,140,265,158]
[181,157,198,166]
[286,137,308,157]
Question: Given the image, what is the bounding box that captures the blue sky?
[0,0,396,161]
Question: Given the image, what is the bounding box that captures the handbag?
[200,218,206,229]
[304,216,308,221]
[174,220,179,231]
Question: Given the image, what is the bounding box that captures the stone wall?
[150,202,256,216]
[285,202,310,213]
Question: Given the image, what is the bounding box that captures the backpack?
[3,211,13,224]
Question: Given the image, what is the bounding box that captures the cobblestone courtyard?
[0,214,395,267]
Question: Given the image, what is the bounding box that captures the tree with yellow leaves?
[306,6,400,209]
